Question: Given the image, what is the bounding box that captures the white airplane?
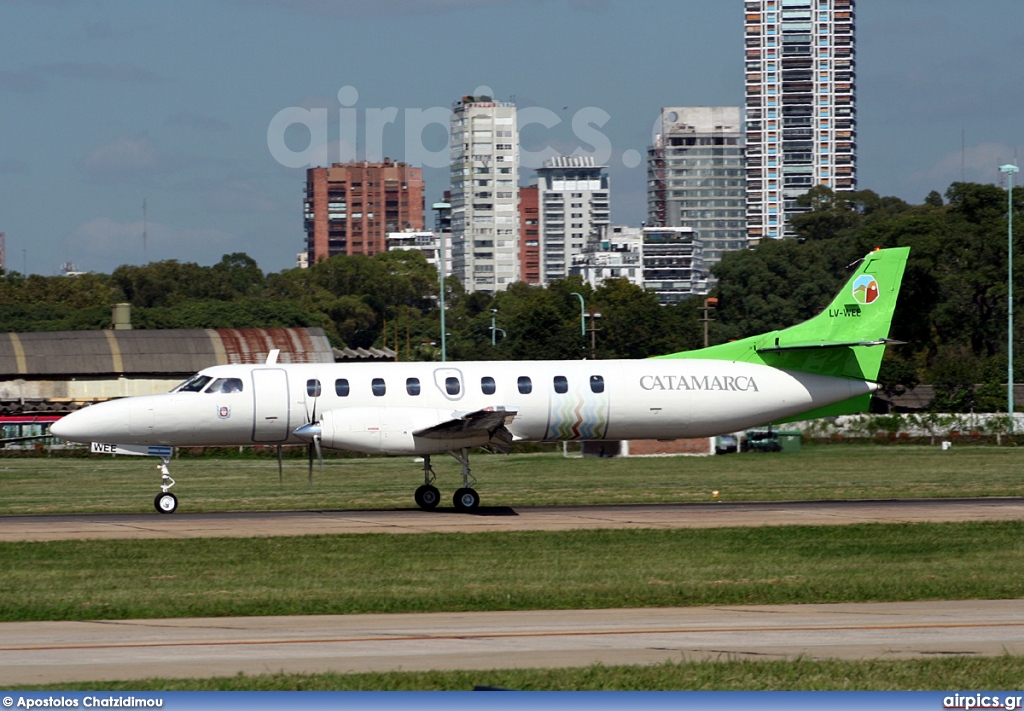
[51,247,909,514]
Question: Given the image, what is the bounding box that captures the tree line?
[0,180,1020,411]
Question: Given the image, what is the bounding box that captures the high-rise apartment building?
[387,231,452,276]
[518,186,541,284]
[642,227,707,304]
[449,93,520,293]
[569,225,644,290]
[304,160,424,264]
[744,0,856,242]
[536,156,610,284]
[647,107,746,265]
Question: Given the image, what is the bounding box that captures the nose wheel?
[154,457,178,514]
[155,491,178,514]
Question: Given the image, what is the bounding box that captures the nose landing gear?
[154,457,177,514]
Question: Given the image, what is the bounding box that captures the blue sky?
[1,0,1022,275]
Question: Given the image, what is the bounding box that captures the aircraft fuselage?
[53,358,873,454]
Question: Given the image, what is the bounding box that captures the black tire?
[154,492,178,514]
[415,484,441,510]
[452,487,480,512]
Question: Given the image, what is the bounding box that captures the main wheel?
[154,492,178,514]
[452,487,480,512]
[414,484,441,510]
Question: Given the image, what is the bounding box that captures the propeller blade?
[314,435,323,476]
[307,442,314,489]
[276,445,283,485]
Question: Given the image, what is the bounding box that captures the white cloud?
[164,112,231,132]
[206,181,280,214]
[908,142,1024,193]
[0,61,159,93]
[67,217,237,268]
[79,136,164,183]
[0,157,29,174]
[231,0,526,17]
[43,61,159,82]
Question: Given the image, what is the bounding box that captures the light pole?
[489,308,505,346]
[701,297,718,348]
[569,292,586,337]
[1001,164,1019,430]
[585,309,601,359]
[432,202,450,362]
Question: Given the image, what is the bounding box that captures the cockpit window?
[177,375,212,393]
[205,378,244,394]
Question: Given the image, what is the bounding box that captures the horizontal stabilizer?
[755,337,906,353]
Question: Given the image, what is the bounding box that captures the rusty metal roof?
[0,328,334,377]
[333,346,397,362]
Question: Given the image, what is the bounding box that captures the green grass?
[3,521,1024,621]
[4,444,1024,515]
[20,656,1024,691]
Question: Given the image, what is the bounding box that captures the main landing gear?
[153,457,177,514]
[414,448,480,512]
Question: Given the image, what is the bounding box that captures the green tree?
[928,344,980,412]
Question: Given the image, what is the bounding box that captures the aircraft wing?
[412,407,518,452]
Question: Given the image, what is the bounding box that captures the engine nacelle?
[317,407,493,455]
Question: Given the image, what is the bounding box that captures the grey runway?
[2,497,1023,541]
[3,600,1024,685]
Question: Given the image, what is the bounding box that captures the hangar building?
[0,327,392,417]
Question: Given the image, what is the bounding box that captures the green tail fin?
[658,246,910,382]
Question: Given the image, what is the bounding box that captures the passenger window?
[306,379,322,397]
[518,376,532,394]
[553,375,568,394]
[335,379,349,397]
[481,376,496,395]
[590,375,605,394]
[407,377,421,396]
[445,377,461,395]
[372,378,386,396]
[205,378,243,394]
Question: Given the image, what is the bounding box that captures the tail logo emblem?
[852,274,879,304]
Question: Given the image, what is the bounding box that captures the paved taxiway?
[3,600,1024,685]
[3,497,1024,541]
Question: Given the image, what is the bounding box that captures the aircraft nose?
[50,402,128,443]
[49,411,81,441]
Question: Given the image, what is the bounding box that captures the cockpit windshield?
[205,377,244,394]
[172,374,213,393]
